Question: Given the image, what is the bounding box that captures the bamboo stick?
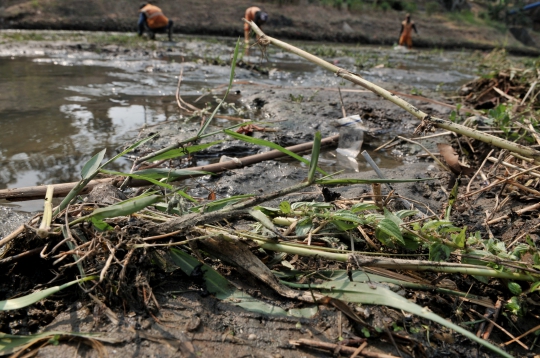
[0,135,339,202]
[245,20,540,163]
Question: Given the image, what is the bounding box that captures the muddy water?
[0,33,478,212]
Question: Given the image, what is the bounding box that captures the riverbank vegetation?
[1,26,540,356]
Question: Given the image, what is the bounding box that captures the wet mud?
[1,31,537,357]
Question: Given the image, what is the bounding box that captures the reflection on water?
[0,37,479,212]
[0,57,178,211]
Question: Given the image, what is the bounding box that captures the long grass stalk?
[245,20,540,163]
[198,227,537,281]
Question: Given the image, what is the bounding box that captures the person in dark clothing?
[138,2,173,41]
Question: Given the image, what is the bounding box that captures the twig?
[470,309,528,350]
[486,156,540,179]
[465,163,540,198]
[483,300,502,340]
[396,136,451,172]
[467,149,494,195]
[0,216,39,248]
[0,246,44,266]
[503,323,540,347]
[350,341,368,358]
[487,202,540,225]
[290,338,394,357]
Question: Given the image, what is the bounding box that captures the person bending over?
[138,2,173,41]
[244,6,269,45]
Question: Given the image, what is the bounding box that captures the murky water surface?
[0,33,479,211]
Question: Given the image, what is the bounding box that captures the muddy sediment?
[2,27,540,357]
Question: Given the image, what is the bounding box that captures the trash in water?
[335,115,364,159]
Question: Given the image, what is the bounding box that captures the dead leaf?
[437,143,475,175]
[318,296,367,325]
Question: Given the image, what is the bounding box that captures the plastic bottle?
[335,115,364,159]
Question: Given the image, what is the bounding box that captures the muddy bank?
[3,0,540,56]
[2,29,540,357]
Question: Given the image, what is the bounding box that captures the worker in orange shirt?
[398,13,418,49]
[138,2,173,41]
[244,6,269,45]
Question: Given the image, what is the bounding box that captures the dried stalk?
[245,20,540,163]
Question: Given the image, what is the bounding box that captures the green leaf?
[100,169,176,190]
[421,219,453,232]
[295,217,313,236]
[249,209,278,234]
[452,226,467,248]
[395,210,418,219]
[291,202,333,210]
[350,202,379,213]
[512,244,530,259]
[81,149,106,179]
[149,141,223,162]
[403,234,421,251]
[384,208,403,227]
[282,277,512,358]
[0,276,96,311]
[508,282,522,296]
[307,131,321,183]
[375,218,404,248]
[224,130,327,175]
[332,220,358,231]
[529,281,540,293]
[168,248,316,318]
[505,296,523,316]
[91,195,161,221]
[330,211,364,225]
[189,194,254,213]
[429,242,451,262]
[90,219,114,232]
[280,201,291,214]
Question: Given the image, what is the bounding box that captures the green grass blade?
[61,226,85,277]
[101,134,157,167]
[100,169,176,190]
[196,38,241,138]
[189,194,254,213]
[168,248,315,317]
[308,131,321,184]
[224,130,327,175]
[0,276,97,311]
[316,178,432,185]
[100,169,210,192]
[147,140,223,162]
[80,149,106,180]
[283,279,512,358]
[89,195,162,221]
[54,135,158,217]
